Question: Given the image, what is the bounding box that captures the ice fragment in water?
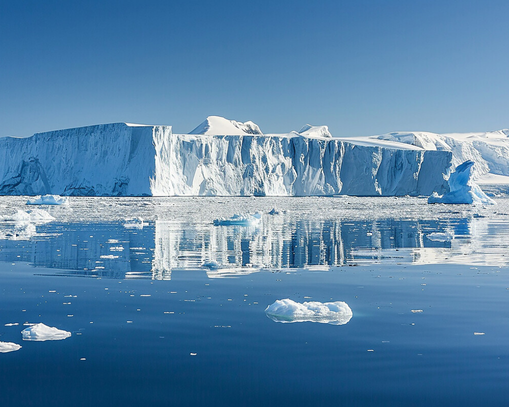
[265,299,352,325]
[0,341,22,353]
[213,212,262,226]
[21,323,71,341]
[26,195,69,205]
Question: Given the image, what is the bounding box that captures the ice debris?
[21,323,71,341]
[265,298,353,325]
[428,161,495,205]
[26,195,69,205]
[0,341,22,353]
[213,212,262,227]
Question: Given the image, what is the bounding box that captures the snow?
[21,323,71,341]
[26,194,69,205]
[298,124,332,139]
[189,116,263,135]
[265,298,353,325]
[428,161,495,205]
[0,341,22,353]
[0,119,452,197]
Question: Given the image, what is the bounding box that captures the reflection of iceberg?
[21,323,71,341]
[26,195,69,205]
[0,209,506,278]
[429,161,495,205]
[265,299,353,325]
[0,341,22,353]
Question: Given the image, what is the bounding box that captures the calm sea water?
[1,196,509,406]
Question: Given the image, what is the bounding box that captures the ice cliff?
[0,117,452,197]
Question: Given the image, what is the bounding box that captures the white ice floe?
[21,323,71,341]
[265,298,353,325]
[123,217,145,229]
[213,212,262,227]
[12,209,56,223]
[426,230,454,242]
[0,341,22,353]
[26,195,69,205]
[428,161,495,205]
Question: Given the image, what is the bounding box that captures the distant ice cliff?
[0,117,452,197]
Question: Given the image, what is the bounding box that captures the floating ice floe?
[428,161,495,205]
[123,217,145,229]
[21,323,71,341]
[265,298,353,325]
[213,212,262,227]
[426,230,454,242]
[12,209,56,223]
[0,341,22,353]
[26,195,69,205]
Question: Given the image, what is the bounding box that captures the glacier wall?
[0,123,451,196]
[151,133,451,196]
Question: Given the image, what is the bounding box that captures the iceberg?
[26,194,69,205]
[0,341,22,353]
[21,323,71,341]
[0,118,452,197]
[213,212,262,226]
[428,161,495,205]
[265,298,353,325]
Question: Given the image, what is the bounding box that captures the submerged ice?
[265,299,353,325]
[0,118,451,197]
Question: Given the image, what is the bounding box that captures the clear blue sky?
[1,0,508,137]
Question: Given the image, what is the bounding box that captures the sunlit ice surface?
[1,195,509,406]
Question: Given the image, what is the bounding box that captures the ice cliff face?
[0,120,452,197]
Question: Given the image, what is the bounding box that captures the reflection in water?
[0,213,505,279]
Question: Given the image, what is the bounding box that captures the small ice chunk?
[426,231,453,242]
[123,217,145,229]
[0,341,22,353]
[21,323,71,341]
[265,298,353,325]
[202,261,220,270]
[13,209,56,223]
[213,212,262,227]
[26,195,69,206]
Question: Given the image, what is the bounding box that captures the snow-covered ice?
[265,298,353,325]
[428,161,495,205]
[21,323,71,341]
[26,194,69,205]
[0,341,22,353]
[370,129,509,181]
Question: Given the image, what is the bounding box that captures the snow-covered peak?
[298,124,332,138]
[188,116,263,135]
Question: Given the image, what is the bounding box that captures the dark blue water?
[1,197,509,406]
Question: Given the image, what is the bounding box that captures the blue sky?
[1,0,508,137]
